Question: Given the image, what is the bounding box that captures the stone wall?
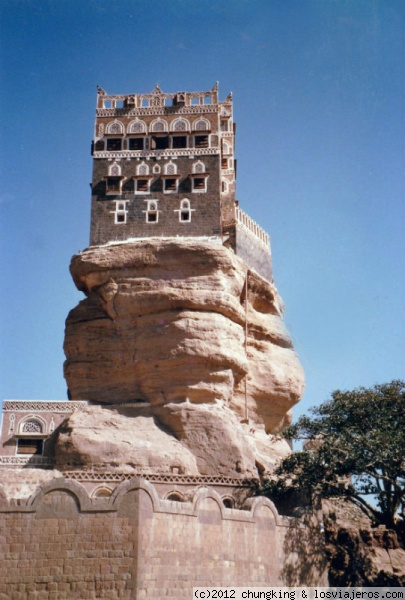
[234,226,272,282]
[90,156,221,246]
[0,478,328,599]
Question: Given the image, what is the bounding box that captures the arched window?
[164,161,177,175]
[171,118,190,132]
[21,419,43,434]
[92,486,113,498]
[106,120,124,135]
[17,417,45,455]
[175,199,194,223]
[193,118,210,131]
[222,140,231,155]
[150,118,167,133]
[166,492,184,502]
[192,160,205,174]
[109,162,122,177]
[137,162,149,176]
[222,497,234,509]
[144,200,159,223]
[127,119,146,134]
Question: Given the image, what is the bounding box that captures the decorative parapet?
[96,105,219,118]
[61,471,257,486]
[223,206,270,250]
[93,147,220,160]
[2,401,88,412]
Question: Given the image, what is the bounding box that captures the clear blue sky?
[0,0,404,420]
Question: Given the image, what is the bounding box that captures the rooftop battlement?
[95,82,231,112]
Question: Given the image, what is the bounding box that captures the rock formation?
[62,239,305,478]
[323,500,405,586]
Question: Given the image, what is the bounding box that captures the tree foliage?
[262,381,405,528]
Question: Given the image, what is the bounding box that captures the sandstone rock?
[62,238,305,477]
[323,499,405,586]
[54,403,199,475]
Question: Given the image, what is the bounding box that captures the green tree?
[263,381,405,528]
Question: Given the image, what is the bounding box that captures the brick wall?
[0,478,328,599]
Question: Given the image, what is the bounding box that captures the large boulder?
[62,239,304,476]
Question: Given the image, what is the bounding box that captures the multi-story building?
[90,83,272,280]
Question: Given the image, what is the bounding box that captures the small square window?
[129,138,144,150]
[107,138,122,151]
[147,212,157,222]
[116,213,126,223]
[193,177,206,191]
[195,135,208,148]
[152,136,169,150]
[172,136,187,149]
[17,438,43,455]
[136,179,149,193]
[164,178,177,192]
[181,211,190,222]
[106,177,121,192]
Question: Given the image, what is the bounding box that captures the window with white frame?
[21,418,44,434]
[113,200,128,224]
[135,179,150,193]
[17,417,46,455]
[106,120,124,135]
[191,175,208,192]
[145,200,159,223]
[109,162,122,177]
[192,160,205,174]
[134,162,151,194]
[137,162,149,176]
[171,118,190,132]
[127,119,146,134]
[150,118,168,133]
[175,199,194,223]
[193,118,210,131]
[163,161,179,193]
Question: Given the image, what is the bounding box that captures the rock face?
[62,239,304,477]
[323,500,405,586]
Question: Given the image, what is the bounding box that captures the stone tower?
[90,83,272,280]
